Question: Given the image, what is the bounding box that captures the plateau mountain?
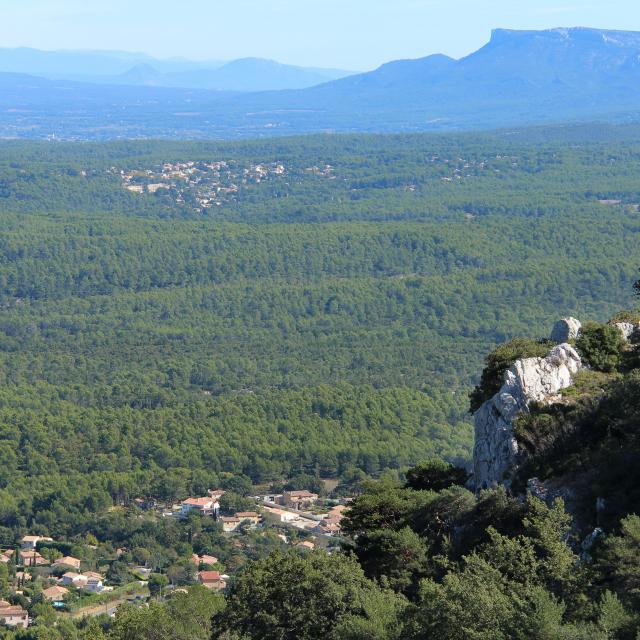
[1,28,640,139]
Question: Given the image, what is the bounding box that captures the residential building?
[234,512,261,526]
[282,490,319,510]
[296,540,316,550]
[219,516,241,533]
[207,489,226,501]
[316,521,342,536]
[53,556,81,571]
[198,570,226,592]
[327,505,347,522]
[20,550,48,566]
[316,504,346,535]
[190,554,219,567]
[0,550,14,564]
[263,507,298,524]
[0,605,29,629]
[82,571,104,580]
[62,572,88,588]
[180,497,220,517]
[200,554,218,566]
[20,536,53,551]
[86,577,104,593]
[42,586,69,603]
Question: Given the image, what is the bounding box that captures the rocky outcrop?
[473,342,582,490]
[550,317,581,343]
[614,322,638,341]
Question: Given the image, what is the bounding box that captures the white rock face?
[473,343,582,490]
[614,322,637,341]
[550,317,582,343]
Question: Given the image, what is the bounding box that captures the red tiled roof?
[199,570,221,582]
[183,497,214,507]
[0,606,27,616]
[43,586,69,599]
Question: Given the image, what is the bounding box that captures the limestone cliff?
[473,339,582,490]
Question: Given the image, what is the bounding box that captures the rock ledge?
[473,341,582,490]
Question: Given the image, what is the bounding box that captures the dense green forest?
[0,126,638,533]
[0,125,638,637]
[5,309,640,638]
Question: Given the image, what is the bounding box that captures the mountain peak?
[489,27,640,48]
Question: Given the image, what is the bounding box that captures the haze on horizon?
[1,0,638,71]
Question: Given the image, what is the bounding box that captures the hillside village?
[0,488,348,629]
[107,153,574,214]
[112,160,336,212]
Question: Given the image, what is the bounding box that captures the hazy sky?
[1,0,638,70]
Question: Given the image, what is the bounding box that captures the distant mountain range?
[0,47,353,91]
[1,28,640,140]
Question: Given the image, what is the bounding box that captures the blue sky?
[1,0,638,70]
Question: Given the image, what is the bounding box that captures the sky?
[0,0,638,70]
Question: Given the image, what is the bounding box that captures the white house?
[180,497,220,517]
[62,572,88,588]
[86,577,104,593]
[0,605,29,629]
[263,507,298,524]
[21,535,53,551]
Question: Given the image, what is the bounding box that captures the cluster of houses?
[0,537,109,629]
[174,487,347,544]
[0,487,350,627]
[115,159,289,212]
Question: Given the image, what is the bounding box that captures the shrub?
[608,309,640,325]
[405,459,469,492]
[576,322,626,373]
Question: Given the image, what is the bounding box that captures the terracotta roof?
[54,556,81,568]
[43,586,69,599]
[0,606,27,616]
[329,505,347,515]
[183,497,214,507]
[265,507,296,517]
[235,512,260,518]
[296,541,315,549]
[21,550,48,564]
[199,570,221,582]
[192,553,218,564]
[83,571,104,580]
[285,490,317,498]
[200,555,218,564]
